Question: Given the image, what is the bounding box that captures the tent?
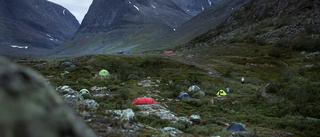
[60,62,75,67]
[188,85,201,92]
[216,90,227,96]
[132,97,158,105]
[99,69,110,77]
[80,89,90,95]
[227,123,246,131]
[177,92,190,100]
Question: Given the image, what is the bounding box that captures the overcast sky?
[47,0,93,23]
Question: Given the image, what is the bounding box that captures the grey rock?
[228,131,259,137]
[56,86,99,112]
[136,104,179,122]
[190,115,201,122]
[192,90,206,98]
[162,127,183,137]
[0,56,97,137]
[61,71,69,76]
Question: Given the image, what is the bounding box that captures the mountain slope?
[131,0,251,53]
[49,0,192,55]
[171,0,222,16]
[0,0,79,56]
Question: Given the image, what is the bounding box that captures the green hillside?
[16,52,319,136]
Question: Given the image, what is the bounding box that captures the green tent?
[99,69,110,77]
[80,89,90,95]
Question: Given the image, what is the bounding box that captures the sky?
[47,0,93,23]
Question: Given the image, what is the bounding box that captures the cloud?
[47,0,92,23]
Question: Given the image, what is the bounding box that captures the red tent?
[132,97,158,105]
[164,51,173,54]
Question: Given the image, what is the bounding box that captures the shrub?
[256,38,267,46]
[136,114,169,128]
[268,47,282,58]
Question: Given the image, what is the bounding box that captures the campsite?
[18,53,320,137]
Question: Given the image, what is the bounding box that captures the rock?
[0,56,97,137]
[105,109,137,128]
[228,131,259,137]
[90,86,107,92]
[162,127,183,137]
[136,104,179,122]
[188,85,201,92]
[192,91,206,99]
[190,115,201,122]
[61,71,69,76]
[80,99,100,112]
[56,86,99,112]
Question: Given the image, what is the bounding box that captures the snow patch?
[202,6,204,11]
[63,9,66,15]
[208,0,212,6]
[173,29,176,31]
[128,0,131,4]
[46,34,58,41]
[10,45,28,49]
[133,5,139,11]
[151,4,156,9]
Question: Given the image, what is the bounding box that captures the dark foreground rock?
[0,56,96,137]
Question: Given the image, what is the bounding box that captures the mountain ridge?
[0,0,79,56]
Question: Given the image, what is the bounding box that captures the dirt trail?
[163,55,277,101]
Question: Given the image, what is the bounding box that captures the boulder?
[136,104,179,122]
[192,91,206,98]
[0,56,97,137]
[56,86,99,112]
[162,127,183,137]
[190,115,201,122]
[80,99,100,112]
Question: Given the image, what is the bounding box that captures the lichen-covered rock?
[192,90,206,99]
[80,99,100,112]
[105,109,136,124]
[136,104,179,122]
[56,86,99,112]
[190,115,201,122]
[162,127,183,137]
[0,56,97,137]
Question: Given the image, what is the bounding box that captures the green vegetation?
[20,51,320,136]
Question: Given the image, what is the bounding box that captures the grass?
[18,41,320,137]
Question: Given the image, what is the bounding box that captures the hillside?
[131,0,251,53]
[0,0,79,56]
[2,0,320,136]
[48,0,192,55]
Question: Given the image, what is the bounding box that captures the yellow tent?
[216,90,227,96]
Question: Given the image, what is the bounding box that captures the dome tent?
[132,97,158,105]
[177,92,190,100]
[216,90,227,96]
[227,123,246,131]
[99,69,110,77]
[80,89,90,95]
